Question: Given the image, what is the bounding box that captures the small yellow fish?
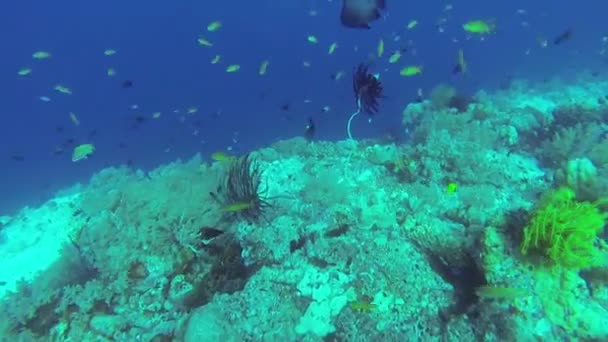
[223,201,254,213]
[107,68,116,76]
[226,64,240,73]
[407,20,418,29]
[328,42,338,55]
[211,151,236,162]
[32,51,51,59]
[446,182,458,194]
[463,20,495,34]
[187,107,198,114]
[259,60,269,75]
[388,51,401,64]
[307,35,318,44]
[400,65,423,76]
[207,21,222,32]
[211,55,221,64]
[54,85,72,95]
[72,144,95,162]
[104,49,117,56]
[197,37,213,47]
[18,68,32,76]
[152,112,161,119]
[69,112,80,126]
[377,39,384,57]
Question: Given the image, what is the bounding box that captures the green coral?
[521,187,607,269]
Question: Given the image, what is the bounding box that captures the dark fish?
[10,155,25,161]
[200,226,224,240]
[280,103,290,111]
[341,0,386,29]
[55,126,64,133]
[304,117,316,140]
[553,28,573,45]
[452,63,463,75]
[122,80,134,88]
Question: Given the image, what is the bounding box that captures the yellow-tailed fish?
[388,51,401,64]
[259,60,269,75]
[223,201,253,213]
[226,64,240,73]
[307,35,318,44]
[463,20,495,34]
[18,68,32,76]
[407,20,418,29]
[211,55,221,64]
[400,65,423,76]
[197,37,213,47]
[377,39,384,57]
[107,68,116,76]
[328,42,338,55]
[69,112,80,126]
[187,107,198,114]
[207,21,222,32]
[72,144,95,162]
[54,85,72,95]
[32,51,51,59]
[152,112,161,119]
[104,49,117,56]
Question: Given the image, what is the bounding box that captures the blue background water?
[0,0,604,213]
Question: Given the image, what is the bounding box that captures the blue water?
[0,0,605,213]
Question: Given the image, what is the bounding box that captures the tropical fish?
[340,0,386,29]
[476,286,529,299]
[388,51,401,63]
[72,144,95,162]
[377,38,384,57]
[307,35,318,44]
[328,42,338,55]
[197,37,213,47]
[350,301,377,312]
[211,151,236,162]
[400,65,423,76]
[211,55,221,64]
[259,60,269,75]
[17,68,32,76]
[463,20,495,34]
[207,21,222,32]
[407,20,418,30]
[32,51,51,59]
[226,64,240,73]
[54,85,72,95]
[69,112,80,126]
[553,28,573,45]
[104,49,117,56]
[223,201,253,213]
[446,182,458,194]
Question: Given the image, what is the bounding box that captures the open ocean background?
[0,0,605,213]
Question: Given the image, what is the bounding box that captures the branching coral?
[521,187,607,269]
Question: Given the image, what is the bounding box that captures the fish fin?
[341,0,386,29]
